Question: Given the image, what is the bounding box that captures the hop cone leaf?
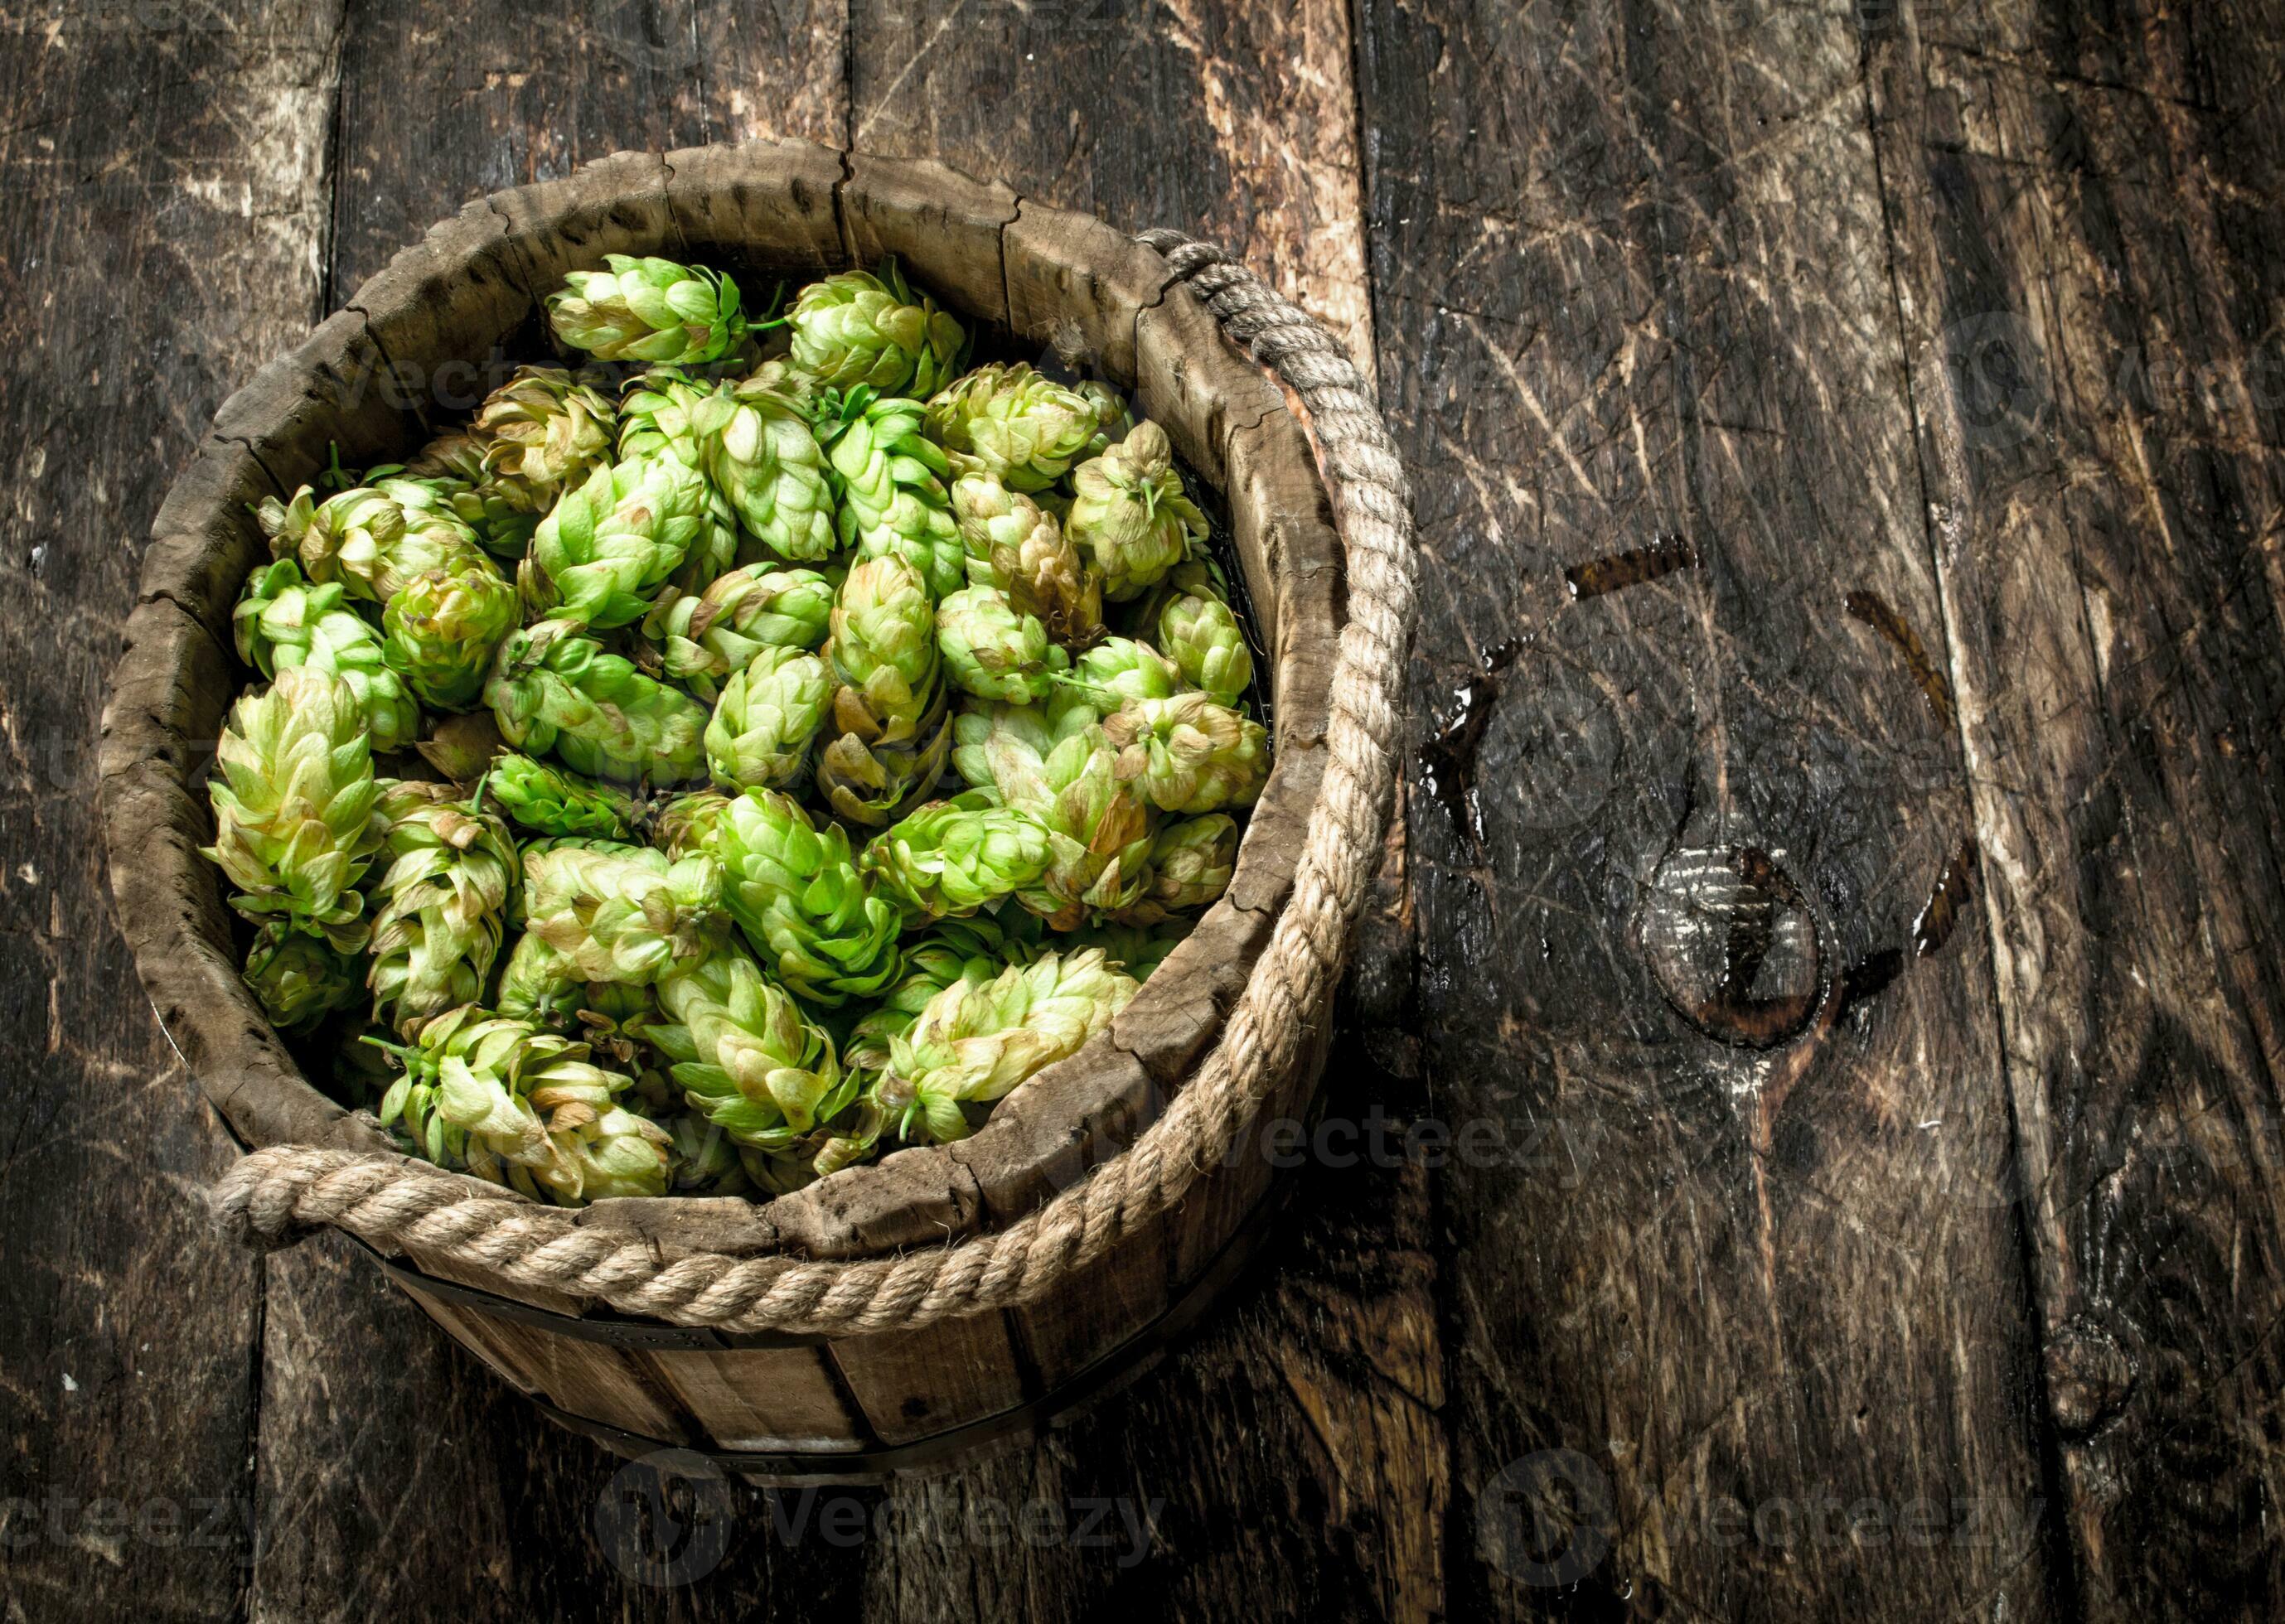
[860,789,1054,925]
[472,364,617,516]
[259,477,492,606]
[1159,592,1254,708]
[936,585,1068,703]
[1127,813,1240,921]
[381,564,519,711]
[954,705,1155,927]
[641,565,835,702]
[1104,693,1271,814]
[233,558,421,752]
[1066,423,1208,600]
[403,432,539,558]
[487,752,641,839]
[523,842,729,986]
[649,946,846,1150]
[366,780,520,1037]
[814,714,951,829]
[821,391,965,597]
[787,259,966,398]
[377,1005,666,1203]
[202,665,384,949]
[547,254,746,365]
[242,921,365,1032]
[690,361,837,563]
[924,362,1100,491]
[881,948,1138,1143]
[522,453,706,629]
[949,468,1104,648]
[687,788,903,1006]
[486,619,709,785]
[704,646,833,792]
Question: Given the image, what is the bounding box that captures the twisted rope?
[210,234,1417,1337]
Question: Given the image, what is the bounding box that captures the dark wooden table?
[7,2,2283,1618]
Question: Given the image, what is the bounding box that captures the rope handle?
[209,234,1419,1336]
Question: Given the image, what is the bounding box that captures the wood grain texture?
[0,3,342,1618]
[1868,2,2285,1616]
[1355,0,2056,1616]
[847,0,1375,370]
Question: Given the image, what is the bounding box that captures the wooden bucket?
[100,141,1357,1483]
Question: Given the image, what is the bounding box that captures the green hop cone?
[704,646,833,793]
[821,391,965,597]
[376,1005,667,1203]
[546,254,746,365]
[486,619,710,785]
[662,1113,757,1196]
[881,948,1138,1143]
[1104,693,1271,814]
[936,585,1068,703]
[616,365,715,465]
[1127,813,1240,921]
[366,780,520,1038]
[859,789,1054,925]
[381,564,519,711]
[1063,636,1181,715]
[233,558,421,752]
[472,364,618,519]
[651,790,733,861]
[487,752,642,839]
[403,433,538,558]
[522,453,706,629]
[242,921,365,1032]
[690,361,837,563]
[1066,918,1188,982]
[258,477,492,606]
[1065,423,1208,600]
[641,565,835,701]
[924,362,1100,491]
[689,788,903,1006]
[522,842,729,986]
[202,665,384,950]
[825,555,942,746]
[649,946,846,1152]
[816,555,952,826]
[1159,592,1254,708]
[843,923,1008,1080]
[495,929,583,1023]
[954,704,1155,928]
[949,468,1105,648]
[787,259,966,398]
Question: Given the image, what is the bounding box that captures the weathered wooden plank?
[0,3,343,1618]
[1356,0,2055,1617]
[1868,4,2285,1616]
[847,0,1375,371]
